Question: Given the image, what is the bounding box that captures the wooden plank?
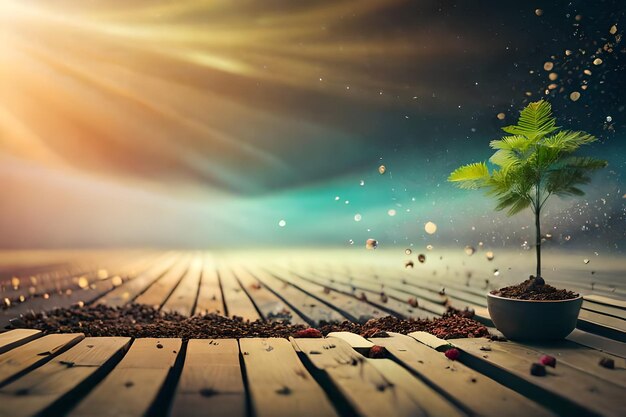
[68,338,181,417]
[293,337,451,417]
[194,257,224,315]
[322,267,449,310]
[327,332,374,350]
[372,333,554,417]
[450,336,626,417]
[585,294,626,310]
[253,268,347,324]
[0,330,41,355]
[577,309,626,342]
[567,329,626,358]
[135,255,192,309]
[96,254,179,307]
[501,339,626,389]
[583,300,626,320]
[162,254,204,316]
[232,266,308,326]
[0,337,131,417]
[0,333,84,386]
[240,338,338,417]
[307,270,441,319]
[219,267,261,321]
[170,339,245,417]
[269,266,384,323]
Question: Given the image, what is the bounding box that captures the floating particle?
[565,49,573,56]
[583,69,592,76]
[378,165,386,175]
[405,260,414,269]
[535,9,543,16]
[97,269,108,279]
[569,91,581,101]
[348,239,354,245]
[417,254,426,263]
[345,200,350,205]
[3,298,10,307]
[486,251,495,261]
[366,239,378,250]
[564,235,572,241]
[543,61,554,71]
[606,116,612,122]
[493,269,500,277]
[464,246,475,256]
[78,277,89,289]
[548,73,558,81]
[278,219,286,227]
[575,14,582,21]
[387,209,396,217]
[335,196,340,201]
[583,258,590,264]
[359,179,365,186]
[497,112,506,120]
[405,248,412,255]
[354,214,362,222]
[548,83,557,90]
[426,244,434,251]
[593,58,603,66]
[11,277,20,289]
[424,221,437,234]
[111,276,123,287]
[610,25,618,35]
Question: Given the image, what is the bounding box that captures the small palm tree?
[448,100,607,281]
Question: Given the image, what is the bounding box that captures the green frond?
[448,162,489,189]
[502,100,558,140]
[560,156,608,170]
[448,100,606,220]
[541,130,597,152]
[490,135,530,151]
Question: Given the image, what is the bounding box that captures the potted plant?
[448,100,607,340]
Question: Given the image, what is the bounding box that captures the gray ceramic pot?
[487,293,583,340]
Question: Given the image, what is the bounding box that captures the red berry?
[369,345,387,358]
[540,355,556,367]
[294,328,322,338]
[444,348,460,360]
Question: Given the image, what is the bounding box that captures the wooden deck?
[0,250,625,416]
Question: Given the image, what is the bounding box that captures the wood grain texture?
[0,337,130,417]
[293,337,442,417]
[0,333,84,386]
[232,266,308,325]
[170,339,245,417]
[0,330,41,355]
[194,256,224,315]
[68,338,181,417]
[452,336,626,417]
[253,267,347,324]
[219,267,261,320]
[241,338,338,417]
[376,332,554,417]
[162,254,204,316]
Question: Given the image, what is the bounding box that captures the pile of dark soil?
[9,303,490,341]
[319,314,489,340]
[491,278,579,301]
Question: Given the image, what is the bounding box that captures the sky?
[0,0,625,251]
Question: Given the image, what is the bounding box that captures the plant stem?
[535,205,541,278]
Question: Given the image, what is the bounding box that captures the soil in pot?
[491,277,579,301]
